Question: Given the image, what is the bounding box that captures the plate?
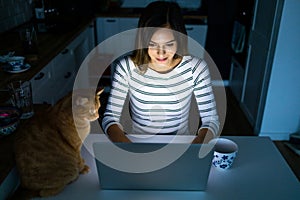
[2,63,31,73]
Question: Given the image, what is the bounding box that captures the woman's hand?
[107,124,132,143]
[192,128,215,144]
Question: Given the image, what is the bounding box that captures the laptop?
[93,141,214,191]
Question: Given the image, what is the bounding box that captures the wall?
[0,0,33,33]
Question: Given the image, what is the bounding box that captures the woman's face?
[147,28,178,70]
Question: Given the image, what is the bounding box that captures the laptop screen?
[93,141,214,191]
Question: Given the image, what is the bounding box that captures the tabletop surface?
[34,134,300,200]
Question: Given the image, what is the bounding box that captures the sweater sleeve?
[101,57,130,134]
[192,57,220,136]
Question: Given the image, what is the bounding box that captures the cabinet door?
[70,23,95,70]
[119,17,139,31]
[73,26,95,89]
[186,24,208,58]
[229,57,245,101]
[95,17,138,91]
[186,25,208,47]
[241,33,268,126]
[31,26,94,104]
[118,18,139,55]
[87,23,96,50]
[52,48,76,103]
[96,17,119,54]
[30,61,53,104]
[241,0,280,128]
[73,35,90,72]
[251,0,277,38]
[72,28,93,69]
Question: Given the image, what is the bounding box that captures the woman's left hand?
[192,128,215,144]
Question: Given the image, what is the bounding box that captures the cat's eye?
[89,109,97,115]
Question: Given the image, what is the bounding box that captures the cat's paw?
[80,165,90,174]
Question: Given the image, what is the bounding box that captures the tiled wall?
[0,0,34,33]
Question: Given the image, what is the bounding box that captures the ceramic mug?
[212,138,238,170]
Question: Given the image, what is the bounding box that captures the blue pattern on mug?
[212,151,237,170]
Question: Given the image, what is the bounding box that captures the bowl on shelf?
[0,106,21,137]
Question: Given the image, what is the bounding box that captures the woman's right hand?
[107,124,132,143]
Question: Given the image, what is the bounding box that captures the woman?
[102,1,219,143]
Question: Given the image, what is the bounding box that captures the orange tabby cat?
[13,88,103,198]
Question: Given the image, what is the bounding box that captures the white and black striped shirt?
[102,55,219,135]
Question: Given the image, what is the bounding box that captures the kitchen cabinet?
[71,23,96,72]
[31,46,76,105]
[186,24,207,58]
[30,23,95,104]
[31,61,53,104]
[121,0,202,9]
[241,0,278,127]
[96,17,139,54]
[72,23,96,89]
[52,48,77,103]
[96,17,120,54]
[94,17,139,92]
[229,0,255,101]
[96,17,208,55]
[118,17,140,53]
[238,0,300,140]
[229,57,245,101]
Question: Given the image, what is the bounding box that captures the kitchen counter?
[0,17,94,91]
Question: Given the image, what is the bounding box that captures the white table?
[35,134,300,200]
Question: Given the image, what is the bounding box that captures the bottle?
[21,27,38,61]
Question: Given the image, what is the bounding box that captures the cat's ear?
[76,97,89,106]
[96,88,104,96]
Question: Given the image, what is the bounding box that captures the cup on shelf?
[7,56,25,71]
[8,80,34,119]
[211,138,238,170]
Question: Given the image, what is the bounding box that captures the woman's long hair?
[131,1,188,74]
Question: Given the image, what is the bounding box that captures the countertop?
[0,17,94,91]
[31,135,300,200]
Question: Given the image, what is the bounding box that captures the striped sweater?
[102,55,220,136]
